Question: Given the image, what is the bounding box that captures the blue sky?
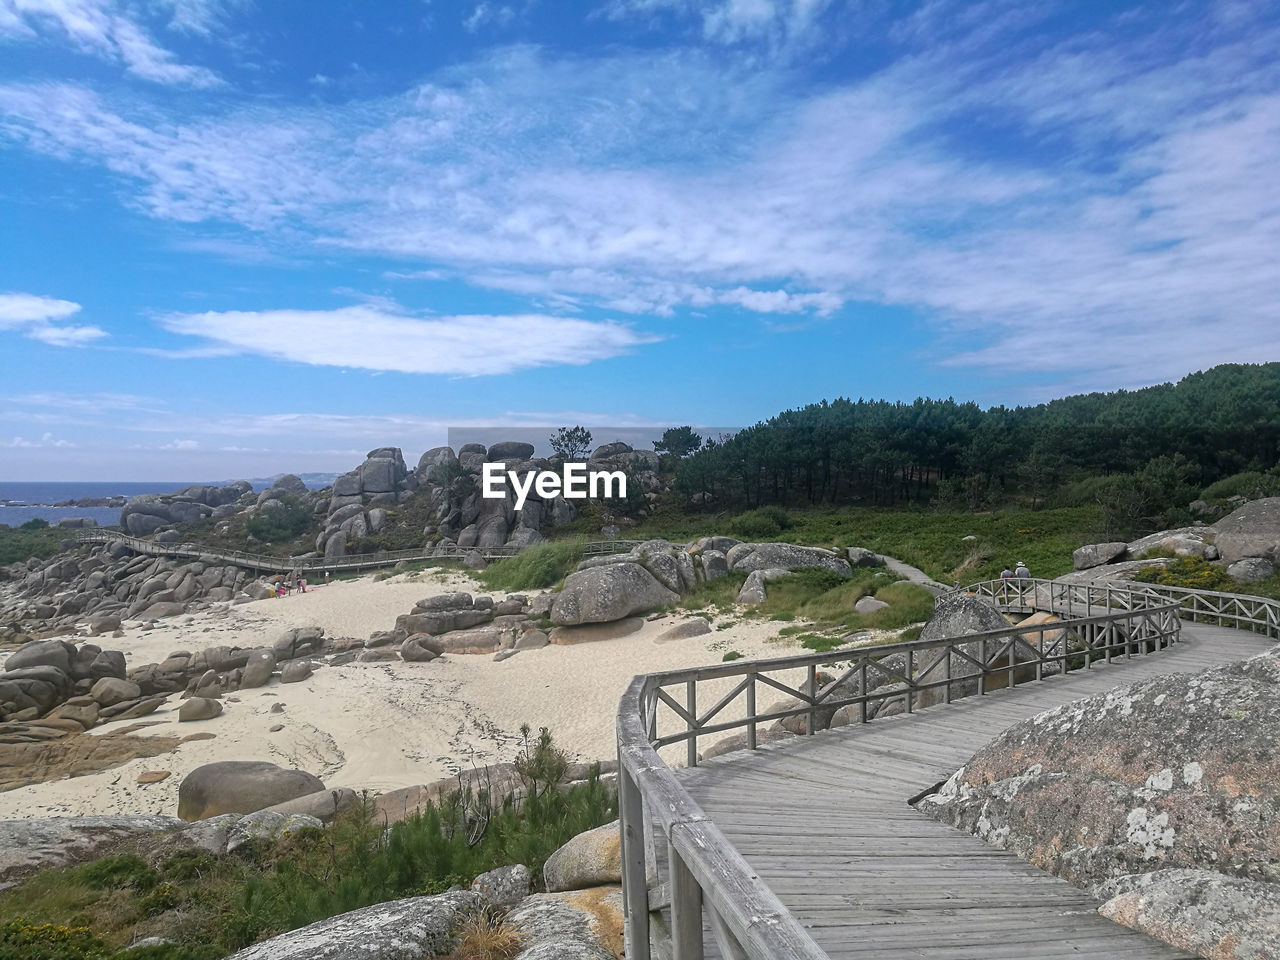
[1,0,1278,480]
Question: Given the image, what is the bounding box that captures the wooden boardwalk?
[672,622,1266,959]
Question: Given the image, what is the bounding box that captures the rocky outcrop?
[177,761,327,821]
[0,815,184,891]
[919,644,1280,889]
[551,564,678,626]
[1,543,258,644]
[1214,497,1280,564]
[120,481,251,536]
[1097,869,1280,960]
[1072,541,1128,570]
[225,891,481,960]
[508,888,622,960]
[726,542,853,577]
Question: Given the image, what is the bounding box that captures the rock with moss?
[726,542,852,577]
[0,815,184,891]
[1097,868,1280,960]
[507,887,621,960]
[919,645,1280,888]
[225,891,482,959]
[1214,497,1280,564]
[550,564,677,626]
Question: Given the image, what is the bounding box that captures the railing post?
[746,672,757,751]
[619,763,652,960]
[669,839,705,960]
[807,663,817,734]
[978,638,986,695]
[905,649,913,714]
[686,680,698,769]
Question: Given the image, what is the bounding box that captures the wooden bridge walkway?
[671,620,1262,959]
[72,529,643,574]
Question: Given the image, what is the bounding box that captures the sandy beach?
[0,569,871,819]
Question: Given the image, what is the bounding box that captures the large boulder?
[89,677,140,707]
[471,863,532,911]
[544,821,622,892]
[0,815,184,891]
[417,445,458,484]
[1214,498,1280,563]
[726,543,852,577]
[240,649,277,688]
[488,440,536,461]
[505,888,622,960]
[225,891,481,960]
[1228,557,1275,583]
[1097,868,1280,960]
[5,639,72,674]
[919,645,1280,889]
[1072,541,1128,570]
[551,563,678,626]
[177,761,326,822]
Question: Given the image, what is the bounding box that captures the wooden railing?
[73,529,644,574]
[615,578,1188,960]
[956,576,1280,640]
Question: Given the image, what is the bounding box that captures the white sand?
[0,570,875,819]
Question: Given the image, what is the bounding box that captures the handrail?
[956,575,1280,640]
[72,529,647,574]
[616,577,1191,960]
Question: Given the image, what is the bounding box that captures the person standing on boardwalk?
[1015,561,1031,578]
[1000,565,1015,579]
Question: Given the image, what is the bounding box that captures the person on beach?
[299,576,308,593]
[324,571,331,586]
[1015,561,1031,579]
[1000,565,1015,579]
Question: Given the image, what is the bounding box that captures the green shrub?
[0,524,65,565]
[0,731,614,957]
[722,651,743,661]
[243,495,312,543]
[477,539,587,591]
[79,856,158,893]
[678,573,746,612]
[0,919,109,960]
[842,581,936,631]
[19,518,50,530]
[1201,470,1280,501]
[797,633,848,653]
[728,506,793,540]
[1134,556,1235,591]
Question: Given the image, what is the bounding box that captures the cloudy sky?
[2,0,1278,480]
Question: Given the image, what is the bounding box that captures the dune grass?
[476,538,589,591]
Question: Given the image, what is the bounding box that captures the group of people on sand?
[270,570,332,597]
[1000,561,1032,579]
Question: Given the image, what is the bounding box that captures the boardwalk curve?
[616,578,1280,960]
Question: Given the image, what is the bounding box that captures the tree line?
[668,363,1280,522]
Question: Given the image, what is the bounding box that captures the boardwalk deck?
[669,622,1266,959]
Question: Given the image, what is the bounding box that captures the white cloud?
[0,0,223,86]
[1,5,1278,386]
[157,304,659,375]
[602,0,832,53]
[0,292,107,345]
[463,2,517,32]
[5,431,73,447]
[160,438,199,449]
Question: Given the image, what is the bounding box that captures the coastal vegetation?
[0,731,615,960]
[0,519,64,566]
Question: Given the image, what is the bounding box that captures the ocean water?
[0,482,199,528]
